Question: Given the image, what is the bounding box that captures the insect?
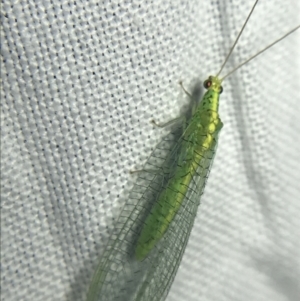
[86,0,299,300]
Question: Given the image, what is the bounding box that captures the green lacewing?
[87,0,299,300]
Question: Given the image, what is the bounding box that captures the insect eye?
[203,80,212,89]
[219,86,223,94]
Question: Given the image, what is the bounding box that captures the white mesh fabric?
[1,1,300,301]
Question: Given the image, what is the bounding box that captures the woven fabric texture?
[1,0,300,300]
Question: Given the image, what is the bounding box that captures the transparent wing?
[87,121,219,301]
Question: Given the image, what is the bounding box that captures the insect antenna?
[216,0,260,77]
[221,25,300,80]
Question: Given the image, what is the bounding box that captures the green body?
[135,76,223,260]
[86,76,224,301]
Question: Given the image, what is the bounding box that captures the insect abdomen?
[135,112,222,261]
[135,159,193,261]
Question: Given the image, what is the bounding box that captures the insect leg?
[178,80,199,114]
[130,168,159,174]
[130,166,171,175]
[152,80,197,129]
[178,80,192,98]
[151,116,185,128]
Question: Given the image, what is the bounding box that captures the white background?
[1,0,300,300]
